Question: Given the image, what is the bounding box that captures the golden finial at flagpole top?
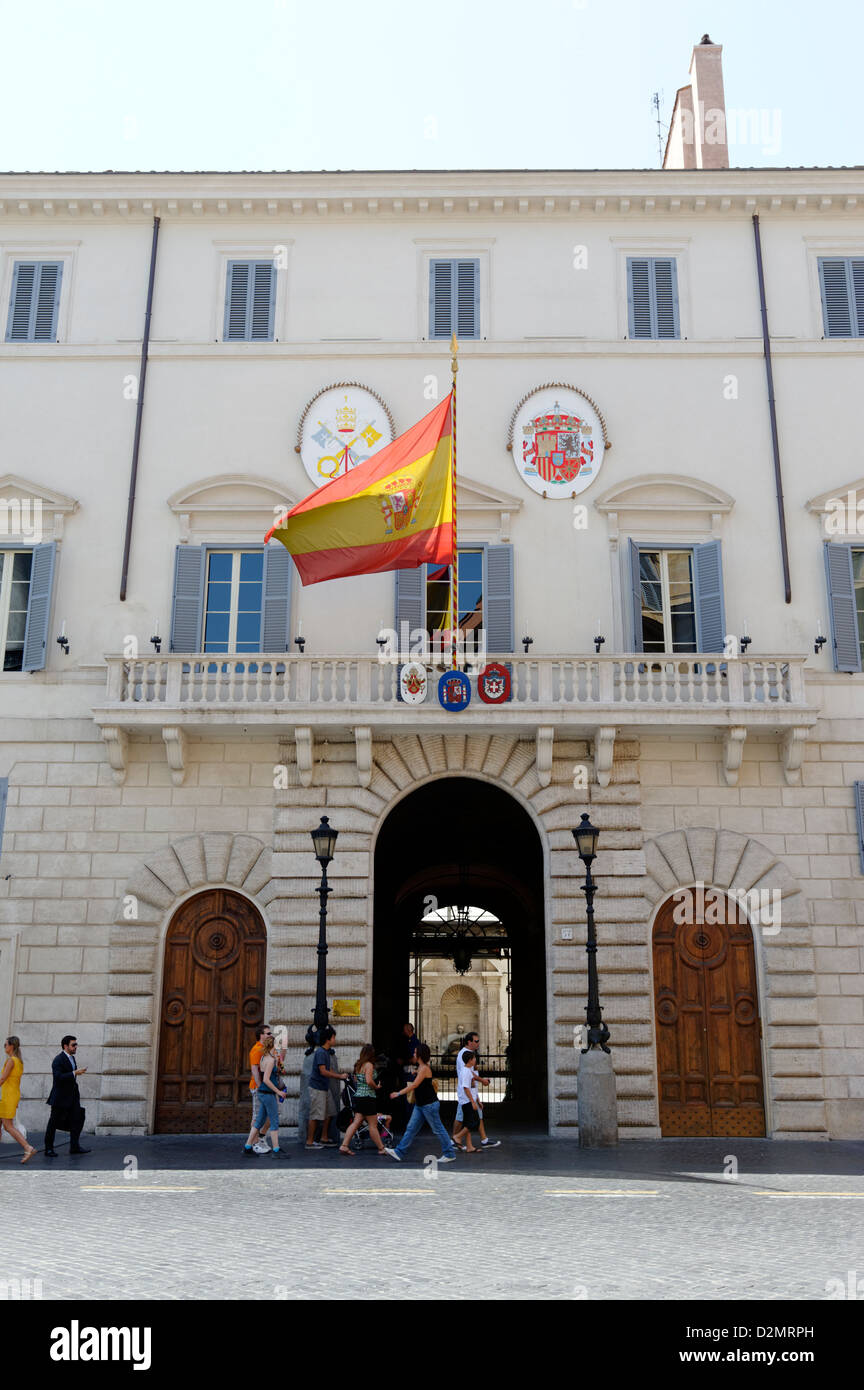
[450,331,459,377]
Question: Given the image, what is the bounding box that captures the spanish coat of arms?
[380,477,423,535]
[509,386,607,499]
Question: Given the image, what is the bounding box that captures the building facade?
[2,72,864,1140]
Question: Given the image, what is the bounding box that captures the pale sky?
[1,0,861,172]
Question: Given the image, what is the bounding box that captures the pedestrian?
[44,1035,90,1158]
[385,1043,457,1163]
[451,1049,481,1154]
[248,1023,276,1154]
[453,1031,501,1149]
[339,1044,388,1155]
[306,1026,348,1149]
[244,1035,289,1158]
[0,1037,36,1164]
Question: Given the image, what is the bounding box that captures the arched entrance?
[155,889,266,1133]
[373,777,547,1126]
[652,890,766,1137]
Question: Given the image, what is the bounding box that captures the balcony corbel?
[723,726,747,787]
[295,727,314,788]
[782,725,811,786]
[162,726,187,787]
[354,726,373,788]
[536,727,554,787]
[594,727,616,787]
[100,726,128,786]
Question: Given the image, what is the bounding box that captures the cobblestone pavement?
[2,1134,863,1300]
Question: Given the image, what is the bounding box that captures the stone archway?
[99,833,273,1134]
[643,827,828,1140]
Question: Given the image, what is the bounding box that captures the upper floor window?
[818,257,864,338]
[636,549,697,653]
[5,261,62,342]
[626,257,679,339]
[429,259,480,340]
[223,260,276,341]
[169,543,292,654]
[203,551,264,653]
[824,542,864,672]
[627,540,725,654]
[426,548,484,636]
[0,550,33,669]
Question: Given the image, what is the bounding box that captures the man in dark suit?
[44,1035,90,1157]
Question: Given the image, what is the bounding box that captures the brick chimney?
[663,35,729,170]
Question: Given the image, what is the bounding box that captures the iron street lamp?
[572,812,611,1054]
[307,816,338,1045]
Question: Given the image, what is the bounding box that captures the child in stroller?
[337,1051,397,1152]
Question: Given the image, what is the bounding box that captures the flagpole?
[450,332,459,670]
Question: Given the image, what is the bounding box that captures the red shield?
[478,662,511,705]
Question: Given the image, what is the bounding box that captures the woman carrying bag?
[243,1036,289,1159]
[1,1037,36,1163]
[339,1044,387,1155]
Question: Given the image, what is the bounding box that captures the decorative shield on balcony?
[477,661,512,704]
[398,661,428,704]
[437,670,471,711]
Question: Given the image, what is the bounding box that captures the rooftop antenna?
[652,90,665,166]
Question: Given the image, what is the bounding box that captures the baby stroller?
[337,1070,397,1152]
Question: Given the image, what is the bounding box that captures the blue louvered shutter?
[170,545,206,653]
[22,541,56,671]
[853,260,864,338]
[816,254,861,334]
[224,261,274,341]
[693,541,726,653]
[6,262,62,342]
[455,260,480,338]
[249,262,276,340]
[395,566,426,639]
[824,542,862,672]
[653,258,679,338]
[627,538,644,650]
[854,783,864,873]
[485,544,514,653]
[429,260,453,339]
[0,777,8,864]
[627,259,652,339]
[261,544,292,651]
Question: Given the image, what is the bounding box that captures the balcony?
[92,652,818,790]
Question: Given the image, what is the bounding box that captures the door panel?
[155,890,266,1133]
[653,895,765,1137]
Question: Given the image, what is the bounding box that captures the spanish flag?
[266,394,454,586]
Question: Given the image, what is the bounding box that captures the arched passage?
[154,888,267,1133]
[373,777,546,1125]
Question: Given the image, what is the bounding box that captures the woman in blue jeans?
[386,1043,457,1163]
[243,1036,289,1158]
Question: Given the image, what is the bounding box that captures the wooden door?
[155,890,266,1133]
[652,893,765,1137]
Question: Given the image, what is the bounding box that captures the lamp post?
[571,811,617,1146]
[308,816,338,1044]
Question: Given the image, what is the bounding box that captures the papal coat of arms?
[477,662,511,704]
[380,477,423,535]
[508,386,608,499]
[398,661,428,705]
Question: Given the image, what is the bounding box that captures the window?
[626,257,679,339]
[818,257,864,338]
[6,261,63,342]
[426,549,484,636]
[396,544,513,652]
[627,540,724,654]
[637,550,697,653]
[0,550,32,669]
[429,259,480,339]
[855,784,864,874]
[169,544,292,654]
[223,261,276,341]
[203,551,264,653]
[824,543,864,672]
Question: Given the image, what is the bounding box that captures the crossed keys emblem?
[314,416,383,479]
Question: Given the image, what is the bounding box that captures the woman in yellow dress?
[1,1037,36,1163]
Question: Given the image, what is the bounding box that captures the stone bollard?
[577,1048,618,1147]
